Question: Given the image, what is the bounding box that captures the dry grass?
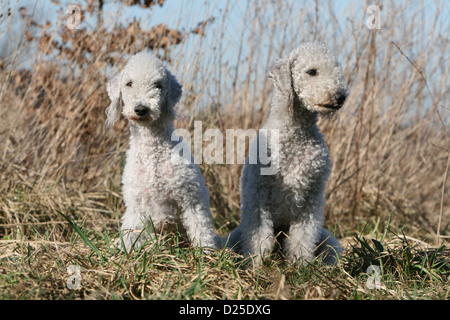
[0,0,449,300]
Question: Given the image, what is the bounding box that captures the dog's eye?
[126,81,133,87]
[154,82,162,90]
[306,69,318,76]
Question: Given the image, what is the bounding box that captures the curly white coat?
[227,43,348,265]
[106,51,219,251]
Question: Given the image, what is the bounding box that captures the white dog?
[106,51,219,251]
[226,43,347,265]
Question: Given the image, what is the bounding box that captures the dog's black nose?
[134,104,149,117]
[335,92,347,105]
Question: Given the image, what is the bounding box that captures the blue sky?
[1,0,448,112]
[2,0,448,67]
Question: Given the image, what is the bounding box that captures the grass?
[0,0,449,300]
[1,210,448,300]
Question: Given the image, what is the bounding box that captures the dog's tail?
[217,226,241,252]
[315,228,343,265]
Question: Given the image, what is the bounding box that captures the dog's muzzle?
[334,92,347,106]
[318,91,347,110]
[134,104,150,118]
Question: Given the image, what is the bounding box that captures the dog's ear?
[164,70,182,119]
[267,57,294,113]
[105,73,122,127]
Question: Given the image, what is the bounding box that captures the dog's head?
[105,51,182,127]
[268,42,348,115]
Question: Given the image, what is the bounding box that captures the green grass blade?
[381,211,394,242]
[57,210,106,264]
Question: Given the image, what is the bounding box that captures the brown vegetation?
[0,1,448,299]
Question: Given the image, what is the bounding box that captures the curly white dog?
[226,42,348,266]
[106,51,219,251]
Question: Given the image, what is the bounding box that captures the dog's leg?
[119,207,148,251]
[239,209,274,266]
[180,197,218,250]
[284,215,323,264]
